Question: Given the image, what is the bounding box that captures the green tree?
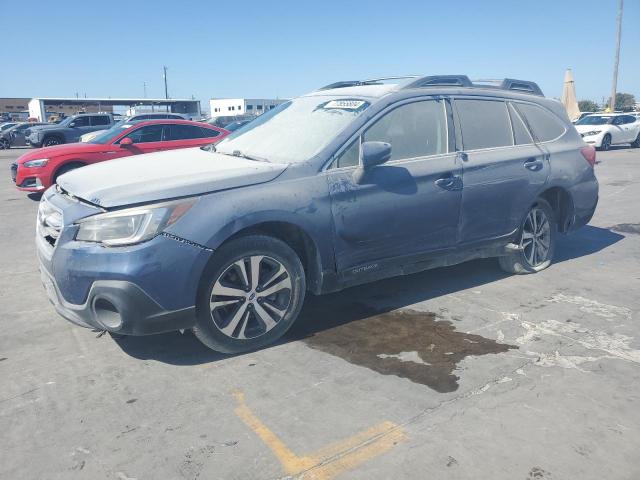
[578,100,599,112]
[608,93,636,111]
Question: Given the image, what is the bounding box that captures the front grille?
[10,163,17,183]
[37,197,63,248]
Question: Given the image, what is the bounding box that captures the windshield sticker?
[323,100,368,111]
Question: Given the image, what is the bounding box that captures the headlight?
[75,198,197,246]
[583,130,602,136]
[23,158,49,168]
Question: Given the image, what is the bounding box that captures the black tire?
[498,198,557,274]
[193,234,306,353]
[631,132,640,148]
[598,133,611,151]
[43,136,63,147]
[0,138,9,150]
[53,163,84,183]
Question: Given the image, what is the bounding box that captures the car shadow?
[113,225,624,365]
[27,192,42,202]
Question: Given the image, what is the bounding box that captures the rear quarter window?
[514,103,566,142]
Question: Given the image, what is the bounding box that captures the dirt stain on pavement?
[300,305,515,393]
[610,223,640,235]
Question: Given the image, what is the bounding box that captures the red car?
[11,120,229,192]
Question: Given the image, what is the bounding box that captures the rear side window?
[167,124,205,140]
[514,103,566,142]
[455,99,513,150]
[363,100,447,161]
[508,103,533,145]
[200,127,221,138]
[91,116,111,126]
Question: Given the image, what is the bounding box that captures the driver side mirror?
[120,137,134,147]
[361,141,391,168]
[353,141,392,184]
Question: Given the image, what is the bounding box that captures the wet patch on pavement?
[610,223,640,235]
[298,304,516,392]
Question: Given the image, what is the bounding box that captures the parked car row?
[25,74,599,355]
[0,122,48,149]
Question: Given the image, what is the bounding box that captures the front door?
[326,99,462,272]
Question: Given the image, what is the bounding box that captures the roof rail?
[499,78,544,96]
[402,75,544,97]
[403,75,473,89]
[317,75,419,91]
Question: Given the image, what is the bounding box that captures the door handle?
[435,175,461,190]
[524,158,544,172]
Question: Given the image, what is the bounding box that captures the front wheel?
[499,199,557,274]
[631,132,640,148]
[193,235,306,353]
[43,136,63,147]
[0,138,9,149]
[598,133,611,151]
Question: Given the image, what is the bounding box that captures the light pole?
[610,0,623,111]
[163,66,169,112]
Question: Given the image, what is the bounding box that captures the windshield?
[213,97,370,163]
[89,124,136,144]
[576,115,613,126]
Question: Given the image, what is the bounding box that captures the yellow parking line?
[233,390,406,479]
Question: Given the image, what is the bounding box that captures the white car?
[574,113,640,150]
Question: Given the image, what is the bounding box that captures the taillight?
[581,145,596,167]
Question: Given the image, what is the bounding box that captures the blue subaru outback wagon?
[37,75,599,353]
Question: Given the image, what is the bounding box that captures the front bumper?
[37,192,213,335]
[11,163,47,191]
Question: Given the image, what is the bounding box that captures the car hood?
[56,147,288,208]
[575,124,609,133]
[28,124,63,132]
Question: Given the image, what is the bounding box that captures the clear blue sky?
[2,0,638,111]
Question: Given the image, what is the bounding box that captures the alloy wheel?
[520,207,551,267]
[209,255,292,340]
[601,135,611,151]
[44,138,61,147]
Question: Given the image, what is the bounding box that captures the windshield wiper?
[230,150,268,162]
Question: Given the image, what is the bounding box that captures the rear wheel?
[598,133,611,151]
[43,136,63,147]
[499,199,557,274]
[193,235,306,353]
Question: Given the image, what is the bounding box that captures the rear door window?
[363,99,448,161]
[91,116,111,126]
[514,103,566,142]
[167,124,205,140]
[455,99,513,150]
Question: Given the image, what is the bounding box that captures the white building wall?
[28,98,46,121]
[209,98,286,118]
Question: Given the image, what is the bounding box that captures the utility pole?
[143,81,147,99]
[163,66,169,100]
[610,0,623,111]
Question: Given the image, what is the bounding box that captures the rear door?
[162,124,216,149]
[620,115,639,142]
[454,97,549,244]
[88,115,111,132]
[326,98,462,272]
